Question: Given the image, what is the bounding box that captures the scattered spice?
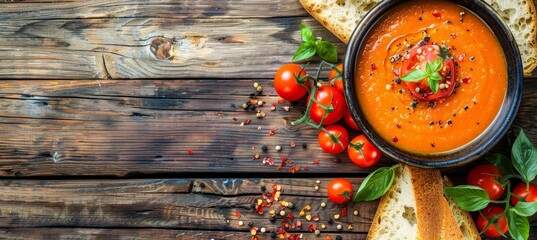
[187,149,193,155]
[268,128,278,136]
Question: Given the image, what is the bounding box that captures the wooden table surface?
[0,1,535,239]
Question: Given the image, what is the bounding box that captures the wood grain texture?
[0,178,375,232]
[0,79,534,177]
[0,228,366,240]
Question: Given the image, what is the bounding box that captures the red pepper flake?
[251,236,258,240]
[268,128,279,136]
[341,207,348,217]
[241,119,251,126]
[187,149,193,154]
[276,227,286,235]
[307,224,317,232]
[393,69,400,76]
[288,235,300,240]
[432,11,442,19]
[262,157,274,165]
[287,212,295,222]
[255,204,264,215]
[232,117,237,121]
[289,166,296,174]
[462,77,471,83]
[283,106,290,112]
[278,99,286,104]
[296,220,302,228]
[290,142,296,148]
[392,136,399,143]
[313,159,320,165]
[312,215,320,221]
[326,236,332,240]
[303,166,310,171]
[371,63,377,71]
[235,211,241,218]
[270,103,277,111]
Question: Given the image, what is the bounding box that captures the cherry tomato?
[309,86,347,125]
[327,178,353,204]
[273,63,310,101]
[467,164,504,200]
[511,183,537,206]
[318,125,349,154]
[348,135,381,168]
[329,64,344,93]
[343,109,360,131]
[477,206,508,238]
[400,45,456,101]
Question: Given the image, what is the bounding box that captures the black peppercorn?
[261,145,268,151]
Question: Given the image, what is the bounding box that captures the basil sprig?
[292,23,338,63]
[511,129,537,187]
[352,165,398,202]
[444,130,537,240]
[400,58,443,93]
[443,185,490,211]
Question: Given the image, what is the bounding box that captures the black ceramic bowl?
[343,0,523,168]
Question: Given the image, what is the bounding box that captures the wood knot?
[150,37,174,60]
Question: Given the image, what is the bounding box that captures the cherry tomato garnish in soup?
[400,45,456,101]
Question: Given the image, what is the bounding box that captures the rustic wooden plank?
[0,79,534,177]
[0,178,375,232]
[0,228,366,240]
[0,0,307,20]
[0,178,534,238]
[0,17,342,79]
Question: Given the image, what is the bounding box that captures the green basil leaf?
[513,201,537,217]
[430,59,443,72]
[353,166,396,202]
[511,129,537,184]
[506,208,529,240]
[443,185,490,211]
[401,69,427,82]
[315,40,338,63]
[425,61,434,74]
[487,153,514,175]
[428,77,439,93]
[292,41,316,62]
[300,23,315,42]
[429,72,442,81]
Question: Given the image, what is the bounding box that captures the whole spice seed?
[336,224,342,230]
[353,210,359,216]
[334,214,340,220]
[275,145,282,151]
[315,229,321,236]
[336,236,342,240]
[321,202,326,208]
[239,221,244,226]
[261,145,268,151]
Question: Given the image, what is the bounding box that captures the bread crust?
[443,176,482,240]
[408,166,444,240]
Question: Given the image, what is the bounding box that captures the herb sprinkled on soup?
[356,0,507,154]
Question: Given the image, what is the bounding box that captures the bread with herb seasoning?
[298,0,537,75]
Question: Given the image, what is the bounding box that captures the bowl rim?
[343,0,524,169]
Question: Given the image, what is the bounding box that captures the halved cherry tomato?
[309,86,347,125]
[329,64,344,93]
[477,206,508,238]
[343,110,360,131]
[348,135,381,168]
[327,178,353,204]
[467,164,505,200]
[318,125,349,154]
[400,45,456,101]
[511,183,537,206]
[274,64,310,101]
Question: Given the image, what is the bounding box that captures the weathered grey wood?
[0,0,307,20]
[0,79,533,176]
[0,178,374,231]
[0,17,342,79]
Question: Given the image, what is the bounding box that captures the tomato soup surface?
[356,0,507,154]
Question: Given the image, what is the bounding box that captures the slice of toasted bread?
[299,0,537,75]
[367,165,446,240]
[443,176,482,240]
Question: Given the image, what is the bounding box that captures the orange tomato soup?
[356,0,507,154]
